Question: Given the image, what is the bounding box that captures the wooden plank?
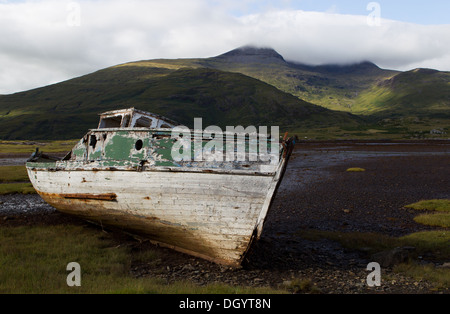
[27,154,283,266]
[60,193,117,201]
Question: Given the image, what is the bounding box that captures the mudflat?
[1,140,449,294]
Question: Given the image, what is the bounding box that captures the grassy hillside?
[0,65,361,140]
[118,47,401,114]
[353,68,450,117]
[200,47,449,136]
[199,47,400,112]
[199,47,448,123]
[1,46,448,140]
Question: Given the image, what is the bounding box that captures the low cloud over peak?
[1,0,449,94]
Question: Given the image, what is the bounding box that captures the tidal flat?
[1,140,449,294]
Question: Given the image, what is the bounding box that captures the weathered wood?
[26,108,294,266]
[29,166,278,265]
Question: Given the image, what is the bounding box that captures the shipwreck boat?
[26,108,294,266]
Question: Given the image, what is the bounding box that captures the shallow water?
[0,157,28,166]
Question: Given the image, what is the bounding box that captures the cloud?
[0,0,449,94]
[237,10,450,70]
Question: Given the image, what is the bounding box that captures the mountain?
[352,68,450,118]
[199,47,401,113]
[1,46,448,140]
[215,46,286,63]
[115,47,402,113]
[121,46,449,120]
[0,65,360,140]
[202,47,449,132]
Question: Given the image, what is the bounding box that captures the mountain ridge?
[0,46,448,140]
[0,65,361,140]
[218,46,286,62]
[202,47,448,122]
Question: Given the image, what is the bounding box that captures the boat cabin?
[97,108,179,129]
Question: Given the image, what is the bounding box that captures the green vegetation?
[1,47,448,141]
[414,214,450,228]
[405,199,450,228]
[0,225,285,294]
[0,165,29,182]
[0,140,76,154]
[0,182,35,195]
[206,51,398,113]
[0,65,361,140]
[397,230,450,290]
[297,200,450,290]
[405,199,450,212]
[353,69,450,117]
[346,167,366,172]
[400,231,450,259]
[297,229,449,289]
[0,165,35,195]
[394,263,449,291]
[0,140,77,194]
[201,48,449,134]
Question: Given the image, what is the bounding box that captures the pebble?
[3,142,449,294]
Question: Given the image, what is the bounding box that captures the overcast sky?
[1,0,449,94]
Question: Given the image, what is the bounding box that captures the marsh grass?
[394,263,450,291]
[0,140,77,155]
[405,199,450,212]
[0,225,129,293]
[405,199,450,228]
[414,214,450,228]
[297,199,450,290]
[0,225,285,294]
[400,231,450,259]
[0,165,30,183]
[297,229,450,289]
[0,182,35,195]
[346,168,366,172]
[0,165,36,194]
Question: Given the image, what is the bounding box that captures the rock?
[430,129,446,135]
[182,264,195,271]
[438,262,450,269]
[370,247,416,268]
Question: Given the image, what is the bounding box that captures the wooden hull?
[27,164,287,266]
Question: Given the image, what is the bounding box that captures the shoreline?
[1,140,449,294]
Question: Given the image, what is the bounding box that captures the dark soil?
[1,140,449,294]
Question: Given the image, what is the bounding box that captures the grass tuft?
[404,199,450,212]
[346,167,366,172]
[405,199,450,228]
[414,213,450,228]
[394,263,450,291]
